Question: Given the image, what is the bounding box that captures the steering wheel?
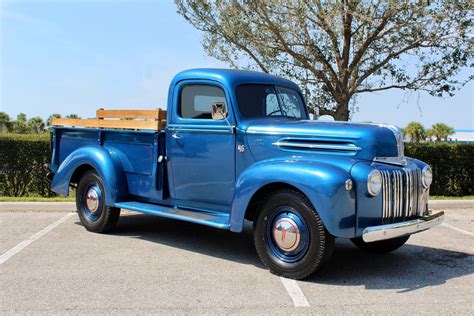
[267,109,288,116]
[267,109,282,116]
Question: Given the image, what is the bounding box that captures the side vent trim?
[273,138,361,152]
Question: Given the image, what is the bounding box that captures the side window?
[180,85,226,119]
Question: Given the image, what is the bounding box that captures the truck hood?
[244,119,404,163]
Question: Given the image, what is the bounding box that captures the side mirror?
[211,102,227,120]
[212,101,235,134]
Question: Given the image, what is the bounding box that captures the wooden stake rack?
[52,109,167,131]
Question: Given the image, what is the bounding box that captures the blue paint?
[50,68,432,240]
[51,145,129,205]
[167,78,236,207]
[229,158,355,237]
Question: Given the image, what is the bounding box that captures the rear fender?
[51,146,128,205]
[229,159,356,238]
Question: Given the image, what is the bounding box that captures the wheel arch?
[244,182,305,222]
[229,159,356,238]
[51,146,128,205]
[70,164,96,185]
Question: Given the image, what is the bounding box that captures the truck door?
[167,82,236,209]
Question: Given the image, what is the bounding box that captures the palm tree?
[0,112,11,133]
[428,123,455,142]
[11,113,29,134]
[17,113,27,123]
[402,121,427,143]
[28,116,46,133]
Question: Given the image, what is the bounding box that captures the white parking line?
[280,277,310,307]
[442,223,474,237]
[0,213,74,265]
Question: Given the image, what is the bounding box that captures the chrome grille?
[380,168,428,223]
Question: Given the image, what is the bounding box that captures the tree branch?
[348,6,395,73]
[253,2,339,97]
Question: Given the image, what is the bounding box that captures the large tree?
[176,0,473,120]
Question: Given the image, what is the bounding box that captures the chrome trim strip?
[373,156,408,166]
[397,171,403,217]
[362,211,445,242]
[167,126,234,134]
[406,171,410,216]
[167,209,218,220]
[382,170,388,219]
[273,141,361,151]
[246,129,361,140]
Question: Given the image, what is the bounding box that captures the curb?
[0,200,473,213]
[0,202,76,213]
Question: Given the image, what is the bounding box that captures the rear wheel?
[76,170,120,233]
[350,235,409,254]
[253,189,334,280]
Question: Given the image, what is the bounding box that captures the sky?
[1,0,473,129]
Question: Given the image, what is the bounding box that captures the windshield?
[236,84,308,119]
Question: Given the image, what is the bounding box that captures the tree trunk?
[334,98,350,121]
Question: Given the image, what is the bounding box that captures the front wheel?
[350,235,409,254]
[253,189,334,280]
[76,170,120,233]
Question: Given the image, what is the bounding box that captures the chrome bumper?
[362,211,445,243]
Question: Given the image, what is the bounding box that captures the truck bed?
[51,125,167,202]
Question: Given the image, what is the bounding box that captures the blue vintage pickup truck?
[48,68,444,279]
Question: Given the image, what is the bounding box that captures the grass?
[430,196,474,200]
[0,196,75,202]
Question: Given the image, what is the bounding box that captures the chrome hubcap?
[272,218,301,252]
[85,187,99,213]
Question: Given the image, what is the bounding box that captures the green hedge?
[0,134,473,197]
[0,133,54,197]
[405,142,473,196]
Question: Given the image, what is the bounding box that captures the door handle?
[172,133,183,140]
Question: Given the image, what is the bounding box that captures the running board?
[114,201,230,229]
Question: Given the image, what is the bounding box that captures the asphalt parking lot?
[1,204,473,314]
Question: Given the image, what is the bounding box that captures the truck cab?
[48,68,444,279]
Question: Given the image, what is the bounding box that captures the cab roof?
[171,68,300,91]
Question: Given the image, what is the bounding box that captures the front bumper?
[362,211,445,242]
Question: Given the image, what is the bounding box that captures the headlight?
[422,165,432,188]
[367,170,382,196]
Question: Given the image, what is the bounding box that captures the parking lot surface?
[0,206,472,315]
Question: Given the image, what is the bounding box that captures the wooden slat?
[96,109,167,120]
[52,118,99,128]
[97,119,161,130]
[52,118,167,131]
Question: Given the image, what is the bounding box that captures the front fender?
[51,146,128,205]
[230,159,356,238]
